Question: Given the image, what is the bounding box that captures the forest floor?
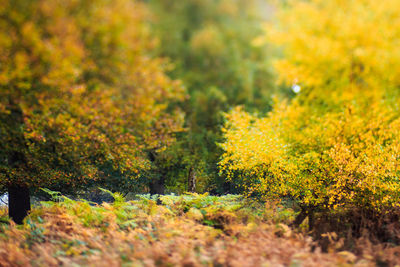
[0,193,399,266]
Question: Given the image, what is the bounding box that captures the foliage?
[0,192,392,266]
[0,0,184,192]
[147,0,278,193]
[220,0,400,213]
[264,0,400,103]
[221,102,400,211]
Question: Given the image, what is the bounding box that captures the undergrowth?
[0,190,399,266]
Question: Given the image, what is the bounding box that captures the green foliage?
[147,0,278,193]
[37,190,291,233]
[40,188,63,202]
[25,218,45,247]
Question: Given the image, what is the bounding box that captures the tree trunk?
[8,185,30,224]
[292,208,308,228]
[7,103,30,224]
[149,178,165,195]
[149,176,165,205]
[308,210,315,231]
[187,166,196,192]
[291,207,315,232]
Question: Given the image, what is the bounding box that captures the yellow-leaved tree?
[0,0,184,223]
[220,0,400,226]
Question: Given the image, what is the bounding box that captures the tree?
[0,0,184,223]
[147,0,278,193]
[220,0,400,225]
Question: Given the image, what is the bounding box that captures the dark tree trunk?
[187,166,196,192]
[147,150,165,204]
[291,207,315,231]
[6,103,30,224]
[292,208,308,228]
[149,178,165,195]
[7,150,30,224]
[308,209,315,231]
[149,176,165,205]
[8,185,30,224]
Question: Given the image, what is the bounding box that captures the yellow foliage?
[221,101,400,209]
[265,0,400,103]
[220,0,400,211]
[0,0,185,188]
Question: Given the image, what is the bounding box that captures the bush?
[220,0,400,225]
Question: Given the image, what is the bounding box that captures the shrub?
[220,0,400,224]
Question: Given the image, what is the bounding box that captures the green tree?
[147,0,278,193]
